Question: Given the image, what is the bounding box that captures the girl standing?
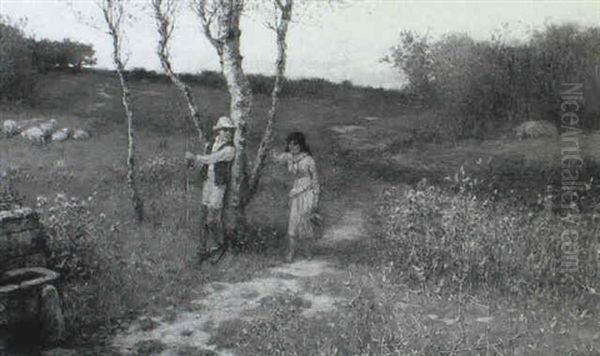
[274,132,321,262]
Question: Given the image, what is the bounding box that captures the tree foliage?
[0,16,97,101]
[0,17,35,100]
[388,24,600,139]
[32,38,97,72]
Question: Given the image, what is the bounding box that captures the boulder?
[51,128,71,143]
[2,120,20,138]
[20,127,47,145]
[72,129,91,141]
[514,120,558,139]
[39,119,58,137]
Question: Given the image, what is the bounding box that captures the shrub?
[374,179,599,297]
[248,73,275,96]
[125,67,164,82]
[0,16,35,101]
[387,24,600,138]
[35,192,126,335]
[36,193,104,281]
[31,38,96,72]
[189,70,226,89]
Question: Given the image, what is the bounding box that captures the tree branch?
[152,0,207,144]
[191,0,224,57]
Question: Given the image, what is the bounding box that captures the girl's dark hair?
[285,131,311,155]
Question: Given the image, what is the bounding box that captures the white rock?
[514,120,558,139]
[21,126,47,145]
[3,120,20,138]
[72,129,91,140]
[51,128,71,142]
[40,119,58,136]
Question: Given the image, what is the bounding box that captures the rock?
[21,127,47,145]
[3,120,21,138]
[51,128,71,142]
[39,119,58,136]
[514,120,558,139]
[40,284,65,345]
[72,129,91,140]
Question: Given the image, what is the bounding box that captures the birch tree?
[149,0,294,237]
[192,0,254,238]
[151,0,208,144]
[99,0,144,221]
[188,0,295,238]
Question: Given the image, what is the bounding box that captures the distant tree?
[61,39,97,70]
[31,38,96,72]
[98,0,144,222]
[387,24,600,138]
[0,16,35,100]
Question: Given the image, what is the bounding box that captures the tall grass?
[374,178,599,298]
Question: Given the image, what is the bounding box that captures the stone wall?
[0,208,48,272]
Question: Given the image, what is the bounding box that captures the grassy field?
[1,70,599,354]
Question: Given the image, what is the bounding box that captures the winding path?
[112,209,366,355]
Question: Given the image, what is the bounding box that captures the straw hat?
[213,116,236,131]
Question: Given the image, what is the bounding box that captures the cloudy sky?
[1,0,599,88]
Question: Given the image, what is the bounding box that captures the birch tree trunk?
[102,0,144,222]
[217,0,252,239]
[152,0,208,144]
[246,0,293,203]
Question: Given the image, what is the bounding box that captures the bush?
[189,70,226,89]
[387,24,600,138]
[248,73,275,96]
[32,38,96,72]
[125,67,164,82]
[374,179,599,297]
[35,192,126,336]
[0,17,35,101]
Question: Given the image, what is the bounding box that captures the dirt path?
[112,208,366,355]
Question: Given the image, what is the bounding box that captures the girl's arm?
[271,150,292,164]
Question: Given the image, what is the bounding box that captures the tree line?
[386,24,600,139]
[0,17,96,101]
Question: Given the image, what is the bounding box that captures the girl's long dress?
[286,153,320,239]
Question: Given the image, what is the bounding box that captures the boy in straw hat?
[185,116,236,262]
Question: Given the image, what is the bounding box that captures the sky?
[1,0,599,89]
